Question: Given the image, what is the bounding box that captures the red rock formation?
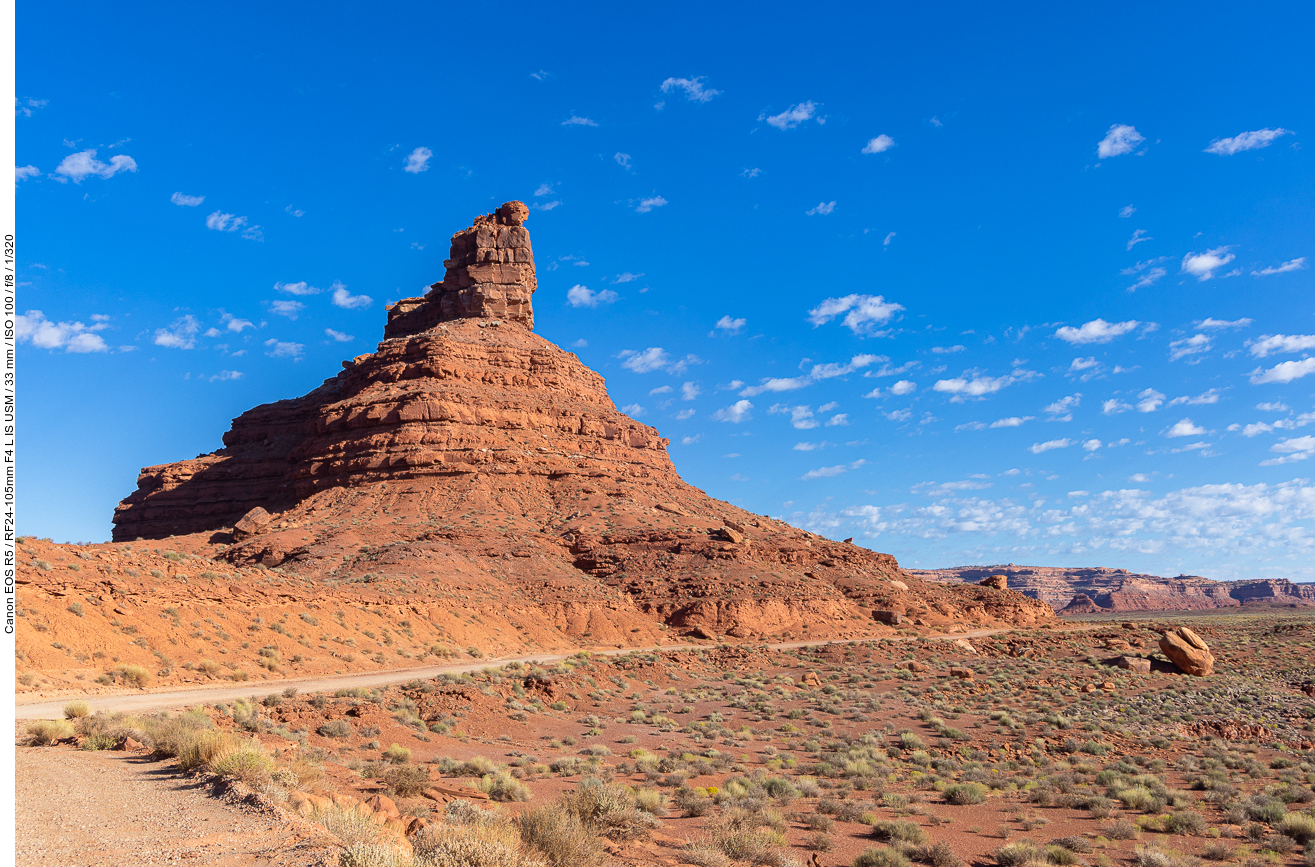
[101,202,1055,649]
[910,564,1315,613]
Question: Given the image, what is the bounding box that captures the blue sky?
[16,2,1315,581]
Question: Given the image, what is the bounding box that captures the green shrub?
[81,733,116,751]
[519,805,604,867]
[117,665,152,688]
[312,804,383,847]
[1279,812,1315,844]
[25,719,74,745]
[994,842,1044,867]
[1104,818,1141,840]
[917,842,963,867]
[856,848,913,867]
[318,719,354,739]
[478,771,532,802]
[382,743,411,764]
[63,701,92,719]
[944,782,988,805]
[871,819,928,844]
[208,744,276,785]
[1163,810,1207,836]
[338,843,399,867]
[384,764,430,797]
[412,819,543,867]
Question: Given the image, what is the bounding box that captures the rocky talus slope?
[18,202,1053,698]
[909,564,1315,613]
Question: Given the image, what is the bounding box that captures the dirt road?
[16,629,1014,719]
[15,747,327,866]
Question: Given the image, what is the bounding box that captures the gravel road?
[16,630,1010,720]
[16,747,327,866]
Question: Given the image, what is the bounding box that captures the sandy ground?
[16,630,1011,719]
[15,747,326,867]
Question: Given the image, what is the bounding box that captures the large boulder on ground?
[1112,655,1151,673]
[872,610,904,626]
[232,507,273,541]
[979,574,1008,590]
[1159,626,1214,676]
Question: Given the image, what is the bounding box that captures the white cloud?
[1169,388,1221,407]
[990,416,1032,428]
[325,328,353,342]
[713,315,746,333]
[1103,398,1132,415]
[741,354,883,396]
[614,152,632,170]
[611,272,644,284]
[889,380,916,396]
[1169,333,1211,361]
[764,101,819,130]
[1181,247,1236,281]
[154,315,201,349]
[403,147,432,173]
[221,314,253,332]
[931,345,965,354]
[622,403,645,416]
[1083,439,1102,451]
[532,200,562,211]
[270,300,304,319]
[1257,402,1289,412]
[170,192,205,206]
[1248,334,1315,358]
[1043,394,1080,420]
[330,282,372,310]
[285,205,304,217]
[15,97,48,117]
[14,310,110,353]
[1164,418,1207,438]
[561,115,598,127]
[883,232,896,246]
[51,149,137,183]
[825,413,849,426]
[264,339,304,358]
[805,201,836,216]
[1250,358,1315,385]
[884,409,912,422]
[861,135,895,154]
[769,404,818,430]
[274,281,320,296]
[741,167,762,178]
[649,385,673,396]
[1096,124,1145,158]
[617,347,697,375]
[802,459,865,480]
[681,382,700,401]
[680,435,699,445]
[635,196,667,213]
[933,368,1039,402]
[1054,318,1140,344]
[205,211,248,233]
[1136,388,1165,413]
[1204,128,1292,155]
[567,285,619,308]
[1126,229,1152,251]
[660,76,720,103]
[15,165,39,181]
[1029,438,1072,454]
[534,183,554,197]
[675,409,695,420]
[1119,205,1136,218]
[1252,257,1307,277]
[1127,267,1166,291]
[807,294,904,335]
[712,400,753,423]
[1198,317,1253,330]
[209,370,242,382]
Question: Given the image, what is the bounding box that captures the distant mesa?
[911,564,1315,614]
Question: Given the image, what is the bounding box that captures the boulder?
[1159,626,1214,676]
[872,610,904,626]
[365,793,400,819]
[949,667,974,680]
[979,574,1008,590]
[232,506,273,541]
[897,660,929,673]
[719,526,745,544]
[889,579,909,591]
[953,638,977,653]
[114,736,144,752]
[1112,656,1151,673]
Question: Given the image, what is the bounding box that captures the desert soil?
[15,747,329,866]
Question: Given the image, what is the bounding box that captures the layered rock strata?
[96,201,1055,658]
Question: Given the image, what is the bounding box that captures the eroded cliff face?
[910,564,1315,613]
[69,201,1060,670]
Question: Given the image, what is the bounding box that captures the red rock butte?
[108,201,1052,644]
